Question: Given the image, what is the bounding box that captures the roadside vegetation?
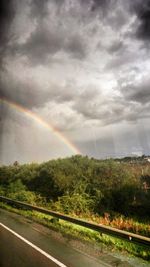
[0,155,150,260]
[0,202,150,261]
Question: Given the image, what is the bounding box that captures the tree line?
[0,155,150,218]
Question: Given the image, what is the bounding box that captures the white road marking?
[0,222,67,267]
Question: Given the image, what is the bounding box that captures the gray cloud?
[30,0,49,20]
[132,0,150,40]
[6,0,126,67]
[18,24,63,64]
[0,0,16,152]
[1,0,130,67]
[71,84,150,126]
[121,79,150,104]
[107,40,124,54]
[0,0,14,37]
[106,53,133,70]
[1,0,150,163]
[90,0,114,13]
[0,74,49,109]
[16,21,87,64]
[72,89,121,123]
[0,0,15,67]
[0,71,77,109]
[65,34,87,59]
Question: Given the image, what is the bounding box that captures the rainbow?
[0,97,81,155]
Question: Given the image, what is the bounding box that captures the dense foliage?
[0,155,150,218]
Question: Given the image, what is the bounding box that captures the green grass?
[0,202,150,261]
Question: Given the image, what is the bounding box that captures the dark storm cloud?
[0,0,15,66]
[0,0,123,66]
[18,24,63,64]
[0,0,16,147]
[14,0,120,65]
[17,24,87,64]
[131,0,150,40]
[1,0,150,125]
[0,0,14,41]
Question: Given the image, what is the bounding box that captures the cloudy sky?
[0,0,150,164]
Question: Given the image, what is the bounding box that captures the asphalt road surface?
[0,208,113,267]
[1,208,148,267]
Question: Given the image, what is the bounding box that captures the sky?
[0,0,150,164]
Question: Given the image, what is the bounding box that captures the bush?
[0,186,5,196]
[52,193,95,215]
[7,190,37,204]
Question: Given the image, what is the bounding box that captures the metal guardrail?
[0,195,150,247]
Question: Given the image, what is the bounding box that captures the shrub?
[52,193,95,215]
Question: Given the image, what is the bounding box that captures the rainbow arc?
[0,97,81,155]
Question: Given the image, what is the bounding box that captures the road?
[0,208,113,267]
[1,222,62,267]
[1,208,147,267]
